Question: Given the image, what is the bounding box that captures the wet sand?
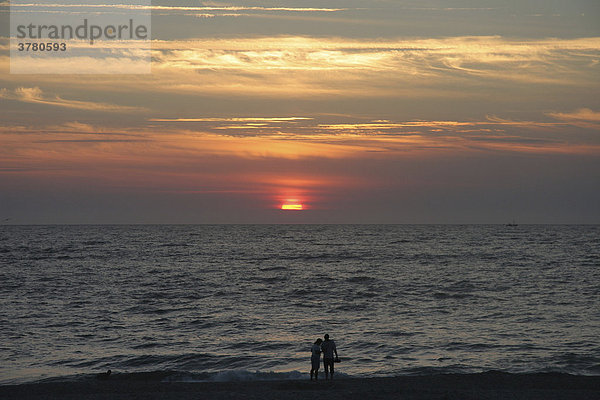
[1,372,598,400]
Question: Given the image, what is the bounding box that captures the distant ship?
[506,220,518,227]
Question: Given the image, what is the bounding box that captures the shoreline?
[1,372,598,400]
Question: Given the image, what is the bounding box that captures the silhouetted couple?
[310,333,338,380]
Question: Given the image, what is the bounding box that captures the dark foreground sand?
[1,372,598,400]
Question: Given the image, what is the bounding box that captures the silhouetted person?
[321,334,338,380]
[96,370,111,380]
[310,338,323,380]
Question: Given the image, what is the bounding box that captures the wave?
[346,276,377,284]
[30,369,339,384]
[164,370,309,382]
[432,291,476,299]
[258,266,287,272]
[29,367,599,387]
[7,363,599,386]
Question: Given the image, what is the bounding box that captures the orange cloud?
[547,108,600,129]
[2,36,597,100]
[149,117,312,122]
[0,87,146,112]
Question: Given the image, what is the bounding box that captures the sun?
[281,204,303,210]
[280,200,304,210]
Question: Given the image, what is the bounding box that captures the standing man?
[321,333,338,380]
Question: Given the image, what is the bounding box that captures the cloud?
[3,110,597,159]
[546,108,600,129]
[548,108,600,122]
[5,3,346,13]
[151,36,600,70]
[149,117,312,122]
[144,113,600,157]
[2,36,597,100]
[0,87,146,112]
[146,36,600,98]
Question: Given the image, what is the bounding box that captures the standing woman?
[310,338,323,380]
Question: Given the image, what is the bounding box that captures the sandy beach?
[1,372,598,400]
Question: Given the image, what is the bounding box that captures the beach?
[1,372,599,400]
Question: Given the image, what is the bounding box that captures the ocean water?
[0,225,599,384]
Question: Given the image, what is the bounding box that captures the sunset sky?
[1,1,599,223]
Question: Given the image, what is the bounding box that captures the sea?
[0,224,599,385]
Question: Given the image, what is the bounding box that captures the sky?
[0,0,599,224]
